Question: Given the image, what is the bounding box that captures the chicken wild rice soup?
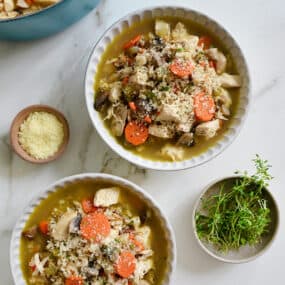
[0,0,60,20]
[94,18,241,162]
[20,181,168,285]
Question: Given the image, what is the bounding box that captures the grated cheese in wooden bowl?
[18,111,64,160]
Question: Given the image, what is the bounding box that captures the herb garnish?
[195,155,273,251]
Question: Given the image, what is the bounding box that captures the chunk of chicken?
[207,48,227,74]
[110,104,127,136]
[195,119,221,139]
[160,144,185,161]
[109,83,122,103]
[218,73,241,88]
[137,226,151,247]
[31,253,49,275]
[4,0,15,12]
[156,104,180,122]
[149,123,175,139]
[94,187,120,207]
[16,0,30,8]
[172,22,189,41]
[52,210,77,241]
[135,54,147,66]
[134,259,153,280]
[130,66,148,86]
[155,20,170,40]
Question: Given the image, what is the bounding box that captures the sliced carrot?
[39,220,49,235]
[125,121,149,146]
[198,36,212,49]
[194,92,216,122]
[129,233,144,252]
[65,276,83,285]
[115,251,136,278]
[80,212,110,242]
[81,198,97,214]
[169,59,194,78]
[144,115,152,124]
[124,35,142,50]
[122,76,129,85]
[26,0,33,5]
[129,101,137,112]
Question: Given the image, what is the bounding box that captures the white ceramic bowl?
[85,6,250,170]
[192,176,279,263]
[10,173,176,285]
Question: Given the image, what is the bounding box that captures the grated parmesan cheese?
[18,111,64,160]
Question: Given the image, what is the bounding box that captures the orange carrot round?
[198,36,212,49]
[125,121,149,146]
[169,59,194,78]
[124,35,142,50]
[115,251,136,278]
[65,276,83,285]
[128,101,137,112]
[194,92,216,122]
[81,198,97,214]
[80,212,110,242]
[144,115,152,124]
[39,220,49,235]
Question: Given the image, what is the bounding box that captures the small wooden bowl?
[10,105,70,164]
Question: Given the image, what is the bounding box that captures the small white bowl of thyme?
[193,155,279,263]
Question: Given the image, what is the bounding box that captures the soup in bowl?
[10,174,176,285]
[85,7,250,170]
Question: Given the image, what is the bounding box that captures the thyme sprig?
[195,155,273,251]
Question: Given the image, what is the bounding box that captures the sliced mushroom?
[69,214,82,234]
[195,119,221,139]
[207,48,227,74]
[51,210,77,241]
[22,226,37,240]
[177,133,194,146]
[94,91,108,111]
[218,73,242,88]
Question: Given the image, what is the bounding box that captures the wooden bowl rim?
[10,105,70,164]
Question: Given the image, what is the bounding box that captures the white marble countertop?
[1,0,285,284]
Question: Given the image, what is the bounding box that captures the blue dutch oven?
[0,0,100,41]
